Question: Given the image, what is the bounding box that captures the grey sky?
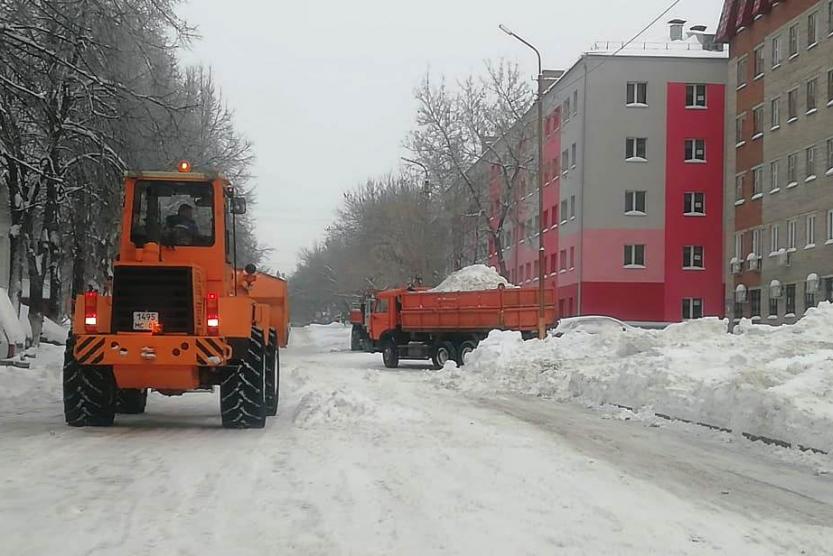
[177,0,725,274]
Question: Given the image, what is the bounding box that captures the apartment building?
[486,22,728,324]
[717,0,833,324]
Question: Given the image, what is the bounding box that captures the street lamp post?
[499,24,547,340]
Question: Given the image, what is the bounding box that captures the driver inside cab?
[166,204,199,243]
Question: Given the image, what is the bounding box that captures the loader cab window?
[374,298,389,313]
[131,181,215,247]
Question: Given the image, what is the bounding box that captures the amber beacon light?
[177,160,192,173]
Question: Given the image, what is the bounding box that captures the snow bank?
[430,264,515,293]
[0,344,64,403]
[0,288,26,345]
[290,323,352,352]
[435,303,833,453]
[293,388,425,428]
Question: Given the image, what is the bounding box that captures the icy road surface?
[1,327,833,555]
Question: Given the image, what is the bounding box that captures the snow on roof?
[586,35,728,59]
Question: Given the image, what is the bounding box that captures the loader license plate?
[133,312,159,331]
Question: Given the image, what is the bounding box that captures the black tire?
[115,389,148,414]
[63,336,116,427]
[265,329,280,417]
[220,327,267,429]
[456,341,478,367]
[431,341,456,370]
[382,340,399,369]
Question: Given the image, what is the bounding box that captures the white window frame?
[735,173,746,203]
[770,160,781,193]
[827,209,833,244]
[771,34,783,67]
[752,105,765,138]
[570,195,576,220]
[787,153,798,186]
[683,245,704,270]
[787,88,799,122]
[734,232,743,259]
[626,82,647,106]
[736,113,746,146]
[828,69,833,106]
[625,137,647,162]
[808,11,819,48]
[571,143,577,169]
[682,298,704,320]
[788,219,798,250]
[826,137,833,175]
[752,228,762,257]
[770,97,781,129]
[752,166,764,197]
[753,45,765,78]
[807,78,818,113]
[684,139,706,163]
[686,84,707,108]
[560,200,568,225]
[624,244,646,268]
[807,214,817,248]
[789,24,799,58]
[737,55,748,88]
[625,190,646,216]
[806,145,817,181]
[683,192,705,216]
[770,224,780,255]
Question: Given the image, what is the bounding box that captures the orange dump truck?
[367,285,556,369]
[65,165,288,429]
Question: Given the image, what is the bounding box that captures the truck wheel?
[265,329,280,417]
[63,337,116,427]
[115,389,148,414]
[456,341,478,367]
[431,342,456,370]
[382,340,399,369]
[220,327,267,429]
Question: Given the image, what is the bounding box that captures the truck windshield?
[131,181,215,247]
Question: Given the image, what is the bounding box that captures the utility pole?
[499,24,547,340]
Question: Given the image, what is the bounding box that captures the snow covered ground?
[1,325,832,555]
[434,303,833,455]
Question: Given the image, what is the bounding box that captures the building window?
[753,166,764,196]
[624,244,645,267]
[788,153,798,185]
[562,149,569,172]
[626,137,647,161]
[737,56,748,88]
[684,139,706,162]
[625,191,646,215]
[808,11,818,47]
[769,296,779,318]
[788,219,798,250]
[570,195,576,219]
[752,228,762,258]
[753,45,765,78]
[682,298,703,320]
[684,192,705,215]
[626,82,647,105]
[734,232,743,259]
[735,174,745,202]
[828,69,833,104]
[550,254,557,274]
[563,99,571,121]
[559,250,567,271]
[560,200,568,224]
[806,286,817,311]
[787,89,798,121]
[786,284,797,315]
[572,90,578,115]
[789,24,799,57]
[735,113,746,144]
[569,247,575,269]
[807,213,817,247]
[827,209,833,242]
[770,224,780,254]
[807,146,817,180]
[771,35,783,67]
[750,289,762,318]
[770,97,781,129]
[686,84,706,108]
[753,106,764,137]
[770,160,781,192]
[571,143,577,168]
[807,78,818,112]
[683,246,704,269]
[828,0,833,35]
[826,138,833,174]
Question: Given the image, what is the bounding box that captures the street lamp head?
[498,24,515,37]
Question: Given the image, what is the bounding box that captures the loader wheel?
[116,389,148,414]
[456,341,478,367]
[382,340,399,369]
[431,342,456,370]
[265,329,280,417]
[63,336,116,427]
[220,327,267,429]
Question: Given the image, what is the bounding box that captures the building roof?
[586,35,728,59]
[716,0,781,43]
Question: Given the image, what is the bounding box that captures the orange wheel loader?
[63,164,289,429]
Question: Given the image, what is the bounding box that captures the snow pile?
[0,288,26,346]
[293,388,425,427]
[0,344,64,403]
[435,303,833,453]
[430,264,516,293]
[290,323,352,352]
[41,317,68,345]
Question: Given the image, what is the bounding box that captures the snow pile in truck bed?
[430,264,516,293]
[435,302,833,453]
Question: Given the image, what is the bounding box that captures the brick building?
[717,0,833,324]
[485,22,728,324]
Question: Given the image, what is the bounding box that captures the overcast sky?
[177,0,725,274]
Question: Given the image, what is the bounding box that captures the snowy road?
[2,327,833,555]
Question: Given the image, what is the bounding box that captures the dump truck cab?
[64,164,288,429]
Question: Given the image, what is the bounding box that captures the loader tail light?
[84,291,98,333]
[206,293,220,335]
